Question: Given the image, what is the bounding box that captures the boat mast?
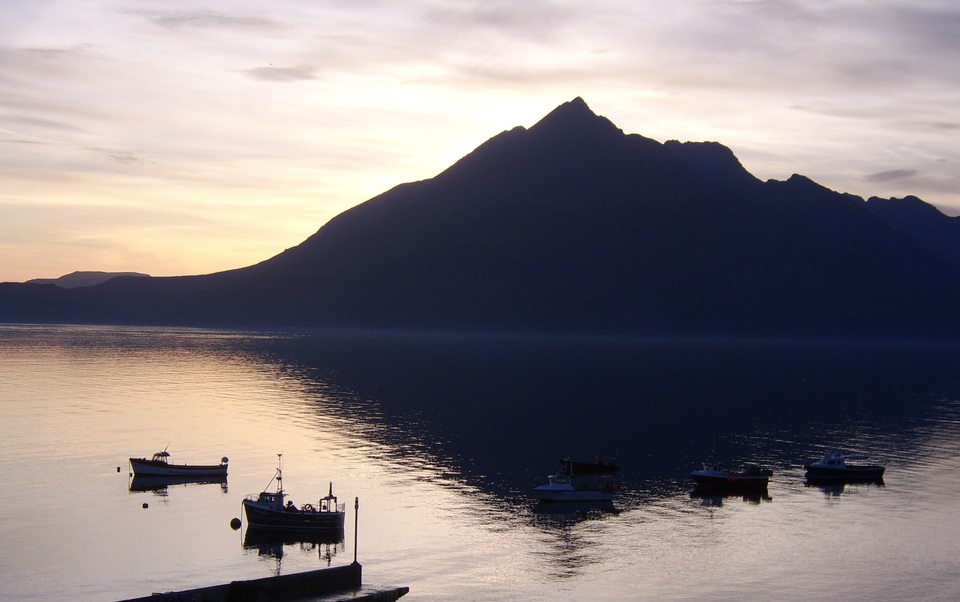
[259,453,284,495]
[276,453,283,494]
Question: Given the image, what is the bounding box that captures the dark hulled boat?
[242,455,345,533]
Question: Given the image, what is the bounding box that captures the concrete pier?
[119,562,409,602]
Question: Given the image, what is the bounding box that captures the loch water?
[1,324,959,601]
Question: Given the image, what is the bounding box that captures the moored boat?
[242,455,345,533]
[804,450,885,481]
[689,460,772,490]
[129,450,228,477]
[533,457,620,502]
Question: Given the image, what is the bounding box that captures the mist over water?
[2,325,959,600]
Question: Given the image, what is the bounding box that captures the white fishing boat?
[129,449,228,477]
[533,457,620,502]
[804,450,885,481]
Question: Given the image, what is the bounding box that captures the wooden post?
[353,496,359,564]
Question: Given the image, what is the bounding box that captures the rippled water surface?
[1,325,959,601]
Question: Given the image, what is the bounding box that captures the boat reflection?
[804,476,885,496]
[533,499,621,522]
[128,474,228,495]
[242,525,343,565]
[689,486,772,506]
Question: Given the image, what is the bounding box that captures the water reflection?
[241,526,343,574]
[804,478,885,497]
[241,332,960,598]
[689,486,773,506]
[251,334,960,501]
[533,499,621,523]
[128,474,229,495]
[6,326,960,601]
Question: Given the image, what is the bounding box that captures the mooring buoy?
[142,502,149,509]
[230,517,241,530]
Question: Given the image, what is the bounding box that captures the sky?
[2,0,959,283]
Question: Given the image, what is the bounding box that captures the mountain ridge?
[3,98,960,337]
[25,271,151,289]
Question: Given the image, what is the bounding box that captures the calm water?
[2,324,960,601]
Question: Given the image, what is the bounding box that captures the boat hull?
[129,458,228,477]
[242,499,346,532]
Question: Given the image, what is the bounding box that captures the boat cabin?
[256,490,286,511]
[151,451,171,464]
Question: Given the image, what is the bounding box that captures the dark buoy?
[230,517,241,530]
[116,466,121,473]
[142,502,149,509]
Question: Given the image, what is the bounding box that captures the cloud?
[84,146,140,164]
[864,169,918,183]
[1,114,83,133]
[143,11,280,31]
[243,65,318,82]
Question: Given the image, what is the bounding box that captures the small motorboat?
[689,460,772,490]
[804,450,885,481]
[242,455,345,533]
[533,457,621,502]
[129,449,228,477]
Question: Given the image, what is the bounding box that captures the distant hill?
[26,271,151,289]
[3,97,960,337]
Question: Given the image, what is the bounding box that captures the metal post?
[353,496,359,564]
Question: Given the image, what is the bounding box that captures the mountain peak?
[555,96,592,115]
[529,97,623,141]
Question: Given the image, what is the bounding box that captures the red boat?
[690,460,772,490]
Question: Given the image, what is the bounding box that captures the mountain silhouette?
[3,97,960,336]
[26,271,150,289]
